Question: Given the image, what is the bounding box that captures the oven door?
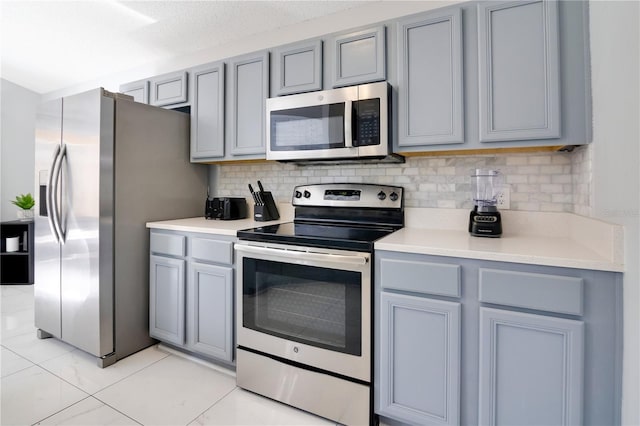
[235,241,371,382]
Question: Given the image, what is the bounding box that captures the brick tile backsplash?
[213,146,593,214]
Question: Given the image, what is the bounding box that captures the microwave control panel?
[353,98,380,147]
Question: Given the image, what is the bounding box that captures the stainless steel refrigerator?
[34,88,207,367]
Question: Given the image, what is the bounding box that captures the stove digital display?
[324,189,361,201]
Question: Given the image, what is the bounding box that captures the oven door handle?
[235,244,369,266]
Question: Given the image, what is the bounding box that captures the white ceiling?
[0,1,369,95]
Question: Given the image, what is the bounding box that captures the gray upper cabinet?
[479,307,584,425]
[150,70,189,107]
[228,51,269,157]
[379,292,461,425]
[477,0,561,142]
[119,79,149,104]
[272,40,322,96]
[394,0,589,154]
[330,25,386,88]
[397,8,464,147]
[190,61,225,161]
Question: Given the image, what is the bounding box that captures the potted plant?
[12,193,35,220]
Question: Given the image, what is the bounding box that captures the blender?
[469,169,503,237]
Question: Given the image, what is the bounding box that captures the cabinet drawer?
[380,258,460,297]
[479,268,583,315]
[150,233,186,257]
[191,237,233,265]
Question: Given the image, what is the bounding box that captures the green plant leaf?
[11,193,35,210]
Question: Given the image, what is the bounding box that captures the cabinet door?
[379,292,460,425]
[272,40,322,96]
[228,51,269,156]
[330,26,386,88]
[119,80,149,104]
[149,255,186,346]
[397,9,464,147]
[150,70,188,107]
[479,307,584,425]
[477,1,560,142]
[191,62,225,160]
[187,262,233,362]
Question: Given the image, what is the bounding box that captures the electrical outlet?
[496,185,511,210]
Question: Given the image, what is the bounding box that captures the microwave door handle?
[344,100,354,148]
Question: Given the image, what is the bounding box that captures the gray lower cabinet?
[227,50,269,158]
[187,262,233,362]
[396,8,464,147]
[190,61,225,161]
[119,79,149,104]
[379,292,461,425]
[329,25,386,88]
[149,255,186,346]
[375,250,622,426]
[479,307,584,425]
[271,39,323,96]
[477,0,560,142]
[149,230,235,364]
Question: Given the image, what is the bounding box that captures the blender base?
[469,208,502,237]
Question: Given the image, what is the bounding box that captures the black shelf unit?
[1,219,34,284]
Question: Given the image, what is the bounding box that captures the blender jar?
[472,169,502,209]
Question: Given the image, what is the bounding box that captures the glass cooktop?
[237,221,397,252]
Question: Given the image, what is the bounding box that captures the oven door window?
[270,103,345,151]
[242,258,361,356]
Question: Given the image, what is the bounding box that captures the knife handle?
[248,184,258,204]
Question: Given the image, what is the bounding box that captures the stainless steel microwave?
[266,82,401,163]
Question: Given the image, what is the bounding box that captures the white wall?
[589,2,640,424]
[0,79,39,221]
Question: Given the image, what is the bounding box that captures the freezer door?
[34,99,62,337]
[60,89,114,357]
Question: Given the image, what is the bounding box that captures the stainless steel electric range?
[235,183,404,425]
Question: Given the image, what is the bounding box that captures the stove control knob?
[377,191,387,201]
[294,190,302,199]
[389,192,399,202]
[304,190,311,198]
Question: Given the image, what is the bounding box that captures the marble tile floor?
[0,285,338,426]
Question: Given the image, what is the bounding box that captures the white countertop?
[146,204,294,236]
[146,206,624,273]
[375,228,623,272]
[145,217,280,236]
[376,208,624,272]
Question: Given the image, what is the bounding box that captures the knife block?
[254,192,280,222]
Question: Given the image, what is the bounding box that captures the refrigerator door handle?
[51,144,67,244]
[46,145,61,243]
